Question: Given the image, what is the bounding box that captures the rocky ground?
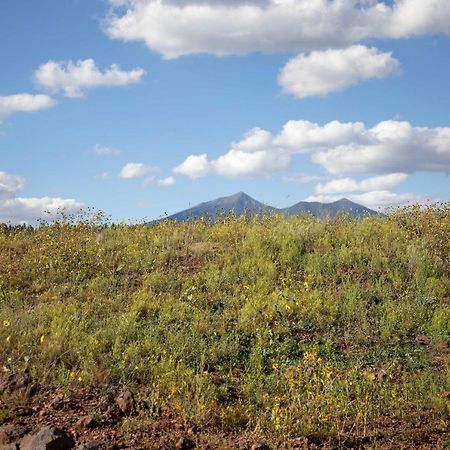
[1,371,449,450]
[0,371,282,450]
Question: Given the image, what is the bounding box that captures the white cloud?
[0,171,25,196]
[278,45,399,98]
[157,176,176,186]
[173,128,292,179]
[104,0,450,58]
[94,144,120,156]
[307,172,423,210]
[305,191,422,211]
[119,162,159,179]
[312,121,450,175]
[174,119,450,179]
[213,148,291,178]
[1,197,84,225]
[315,173,408,194]
[273,120,366,150]
[0,170,83,225]
[0,94,56,120]
[34,59,145,98]
[173,154,211,178]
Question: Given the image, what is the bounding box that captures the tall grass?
[1,203,449,444]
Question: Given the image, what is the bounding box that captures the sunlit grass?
[0,203,449,444]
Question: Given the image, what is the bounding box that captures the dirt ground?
[1,379,449,450]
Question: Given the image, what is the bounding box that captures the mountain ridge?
[158,192,378,222]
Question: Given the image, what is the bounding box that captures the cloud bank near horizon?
[0,171,84,225]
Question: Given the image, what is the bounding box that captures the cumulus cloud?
[0,170,83,225]
[174,119,450,179]
[34,58,145,98]
[173,129,292,179]
[173,154,211,178]
[213,148,291,178]
[104,0,450,58]
[315,173,408,194]
[94,144,120,156]
[119,162,159,179]
[305,191,420,210]
[312,121,450,175]
[278,45,399,98]
[306,172,424,210]
[157,176,176,186]
[0,94,56,120]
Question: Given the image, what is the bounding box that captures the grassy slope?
[0,205,449,447]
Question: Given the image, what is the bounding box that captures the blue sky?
[1,0,449,223]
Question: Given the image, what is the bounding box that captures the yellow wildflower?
[40,335,45,344]
[6,335,11,344]
[3,319,10,328]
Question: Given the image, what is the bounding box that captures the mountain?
[160,192,378,222]
[283,198,377,218]
[165,192,276,221]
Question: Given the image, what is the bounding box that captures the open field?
[1,205,450,449]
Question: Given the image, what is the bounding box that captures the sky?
[1,0,450,224]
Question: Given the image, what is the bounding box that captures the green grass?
[1,204,449,445]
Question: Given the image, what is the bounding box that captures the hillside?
[0,204,449,448]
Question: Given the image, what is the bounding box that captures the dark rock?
[0,424,29,445]
[175,436,195,450]
[20,427,75,450]
[115,391,134,415]
[0,372,31,395]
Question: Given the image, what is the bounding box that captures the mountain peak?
[228,191,251,200]
[332,198,353,204]
[159,193,377,222]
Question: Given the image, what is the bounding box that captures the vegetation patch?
[1,204,449,448]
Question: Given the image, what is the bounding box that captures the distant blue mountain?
[159,192,378,222]
[282,197,378,218]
